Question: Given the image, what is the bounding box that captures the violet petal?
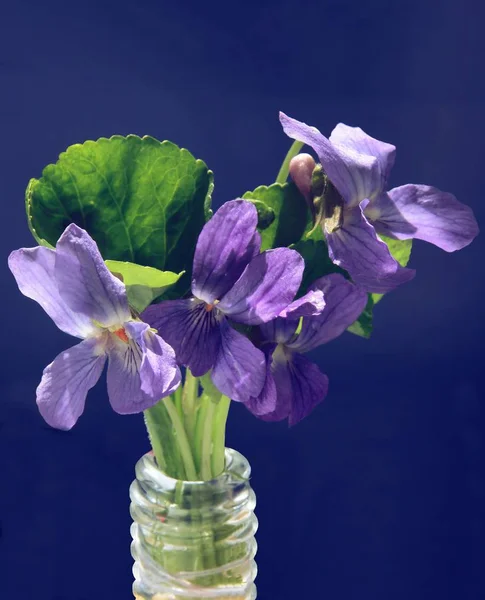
[329,123,396,192]
[107,327,175,414]
[278,288,326,319]
[258,350,294,422]
[55,224,130,328]
[211,321,266,402]
[367,184,479,252]
[280,112,379,207]
[142,299,222,377]
[289,274,368,353]
[218,248,304,325]
[326,206,415,293]
[192,200,261,303]
[287,353,329,426]
[124,320,181,399]
[36,337,106,430]
[244,347,278,416]
[8,245,95,338]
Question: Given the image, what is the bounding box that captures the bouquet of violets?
[9,112,478,599]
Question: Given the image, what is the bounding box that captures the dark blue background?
[1,1,484,598]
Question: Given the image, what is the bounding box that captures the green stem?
[163,397,198,480]
[173,384,184,422]
[193,394,209,475]
[200,399,216,480]
[143,409,167,472]
[144,399,186,478]
[211,395,231,477]
[182,369,199,443]
[275,139,304,184]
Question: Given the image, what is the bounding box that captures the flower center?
[363,203,380,222]
[273,342,291,364]
[205,299,220,312]
[113,327,129,343]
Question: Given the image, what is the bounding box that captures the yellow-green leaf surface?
[105,260,183,312]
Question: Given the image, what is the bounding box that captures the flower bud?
[289,153,316,202]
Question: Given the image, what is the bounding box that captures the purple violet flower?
[142,200,305,403]
[280,112,479,293]
[245,273,368,425]
[8,224,181,430]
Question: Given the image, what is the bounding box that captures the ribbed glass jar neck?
[130,448,258,600]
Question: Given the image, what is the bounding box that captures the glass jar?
[130,448,258,599]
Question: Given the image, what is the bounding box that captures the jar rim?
[135,447,251,495]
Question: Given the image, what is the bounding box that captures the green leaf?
[105,260,183,313]
[26,135,213,292]
[372,236,413,304]
[249,200,276,230]
[347,294,374,338]
[384,235,413,266]
[242,182,309,251]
